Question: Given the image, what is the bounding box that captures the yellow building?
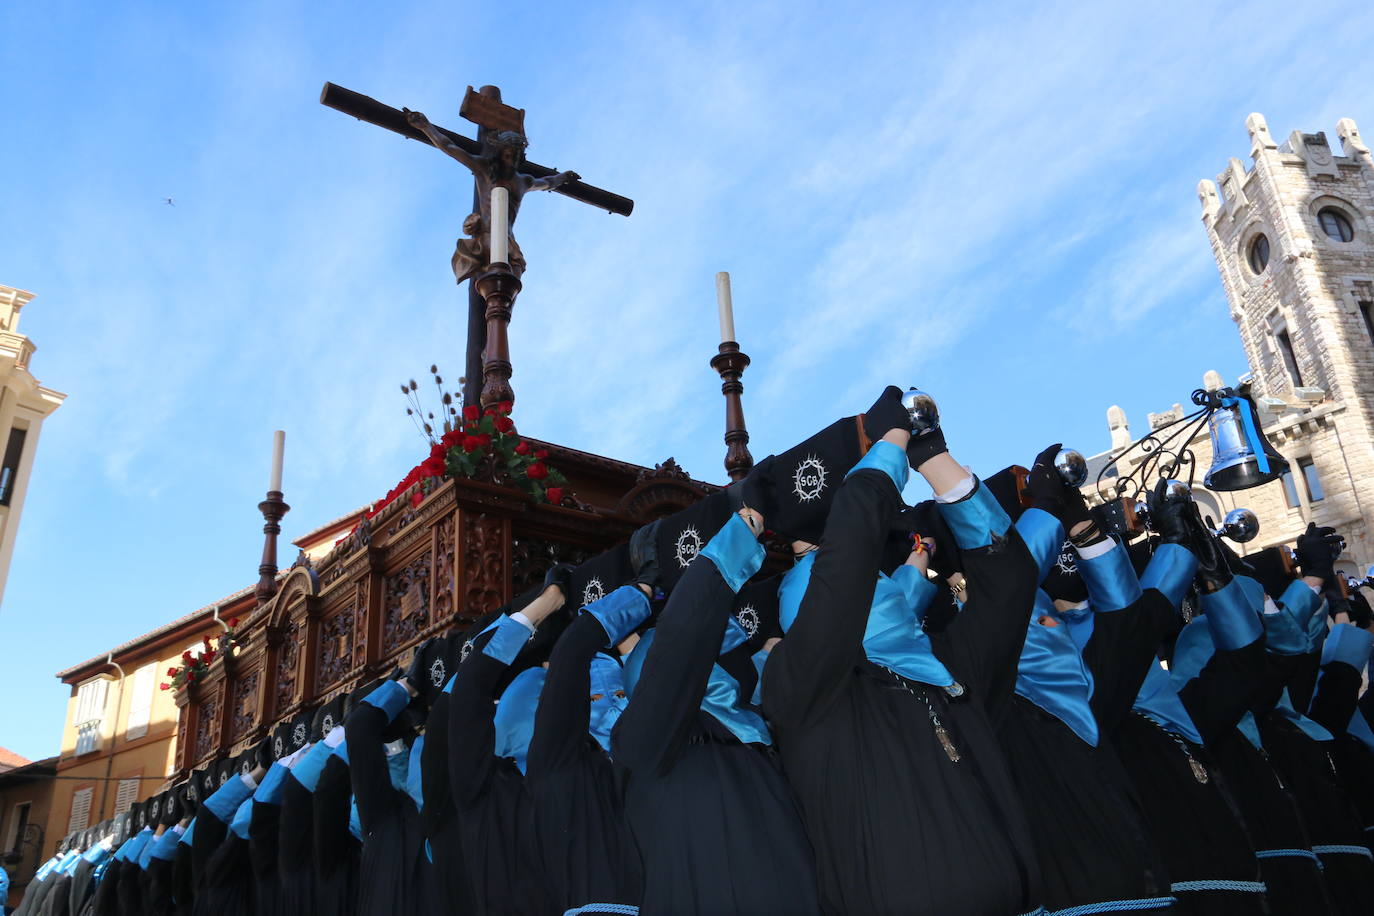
[1,751,57,910]
[0,285,66,610]
[42,585,256,858]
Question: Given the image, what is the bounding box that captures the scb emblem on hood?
[675,526,703,569]
[792,455,827,502]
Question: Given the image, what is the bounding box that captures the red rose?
[484,406,497,417]
[430,441,447,461]
[410,489,424,507]
[534,449,549,460]
[227,618,238,629]
[493,416,514,434]
[545,487,564,504]
[526,462,549,481]
[475,433,492,449]
[514,440,531,456]
[167,667,177,676]
[441,429,461,447]
[160,683,169,691]
[463,404,480,421]
[421,455,445,478]
[183,651,193,662]
[497,400,513,415]
[462,435,482,453]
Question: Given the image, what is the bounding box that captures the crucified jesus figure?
[404,108,581,283]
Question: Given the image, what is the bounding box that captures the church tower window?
[1248,234,1270,273]
[1298,457,1325,502]
[1275,328,1304,389]
[1318,207,1355,242]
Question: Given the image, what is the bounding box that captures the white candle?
[715,271,736,343]
[269,430,285,493]
[490,187,510,265]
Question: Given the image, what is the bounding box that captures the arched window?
[1318,207,1355,242]
[1248,234,1270,274]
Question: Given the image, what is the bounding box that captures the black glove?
[1325,588,1351,622]
[1349,590,1374,628]
[542,563,575,602]
[159,790,183,828]
[1296,522,1341,582]
[1026,443,1092,531]
[1146,479,1192,545]
[863,386,911,442]
[406,636,453,706]
[1190,521,1232,594]
[252,734,275,771]
[900,500,964,580]
[629,520,662,592]
[729,455,777,522]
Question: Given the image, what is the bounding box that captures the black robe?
[193,831,253,916]
[1207,726,1334,915]
[613,525,822,916]
[311,753,361,916]
[763,470,1039,915]
[526,612,643,912]
[999,575,1175,913]
[345,700,431,916]
[274,776,317,915]
[1309,650,1374,850]
[447,630,550,916]
[417,689,475,916]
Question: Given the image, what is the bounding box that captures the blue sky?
[1,0,1370,759]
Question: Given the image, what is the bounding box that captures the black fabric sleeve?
[612,552,737,776]
[528,613,609,785]
[762,468,895,730]
[936,528,1038,717]
[1082,589,1182,733]
[447,634,509,810]
[1177,640,1268,746]
[1286,652,1322,714]
[1309,661,1364,737]
[344,704,398,837]
[191,812,227,888]
[419,691,454,840]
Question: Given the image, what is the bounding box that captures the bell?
[1054,448,1089,488]
[1215,507,1260,543]
[1203,397,1289,491]
[901,388,940,437]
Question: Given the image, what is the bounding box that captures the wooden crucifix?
[321,82,634,409]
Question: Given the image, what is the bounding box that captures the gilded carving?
[433,515,456,626]
[274,620,302,717]
[230,672,260,740]
[463,513,504,615]
[318,606,356,690]
[194,690,220,762]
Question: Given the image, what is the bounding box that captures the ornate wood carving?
[462,512,505,615]
[353,581,369,669]
[317,605,357,691]
[194,689,221,762]
[432,514,456,626]
[510,534,595,596]
[383,552,432,654]
[274,620,302,717]
[230,672,260,741]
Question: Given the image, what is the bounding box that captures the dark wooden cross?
[321,82,634,409]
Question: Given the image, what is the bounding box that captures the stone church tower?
[1191,115,1374,571]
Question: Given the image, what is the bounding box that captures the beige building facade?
[1091,115,1374,574]
[0,286,65,610]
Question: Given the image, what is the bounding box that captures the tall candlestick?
[269,430,285,492]
[715,272,736,343]
[490,187,510,265]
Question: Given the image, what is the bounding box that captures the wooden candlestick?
[710,341,754,482]
[475,262,522,410]
[256,491,291,604]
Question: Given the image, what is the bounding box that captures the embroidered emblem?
[675,526,702,569]
[322,714,336,734]
[292,722,307,748]
[792,455,828,502]
[1055,541,1078,576]
[274,736,285,759]
[583,576,606,606]
[150,799,160,819]
[429,658,447,688]
[737,605,760,637]
[219,770,231,786]
[461,640,474,663]
[240,758,252,775]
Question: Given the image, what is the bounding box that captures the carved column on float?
[475,263,521,411]
[710,341,754,482]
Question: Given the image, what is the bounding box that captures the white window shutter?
[125,664,155,739]
[113,778,140,815]
[67,787,92,833]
